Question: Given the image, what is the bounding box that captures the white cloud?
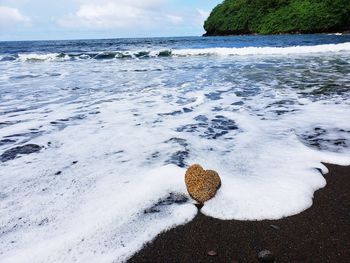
[57,0,183,29]
[166,14,183,24]
[196,8,210,22]
[0,6,30,27]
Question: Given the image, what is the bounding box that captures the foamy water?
[1,36,350,262]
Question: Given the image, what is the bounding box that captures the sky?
[0,0,222,41]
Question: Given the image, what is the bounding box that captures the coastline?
[203,31,350,37]
[128,163,350,263]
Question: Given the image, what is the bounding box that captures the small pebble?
[270,224,280,230]
[55,171,62,175]
[207,250,218,257]
[258,250,275,262]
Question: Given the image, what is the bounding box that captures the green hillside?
[204,0,350,36]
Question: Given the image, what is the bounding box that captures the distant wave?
[1,42,350,62]
[172,42,350,56]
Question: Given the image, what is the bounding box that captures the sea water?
[1,35,350,262]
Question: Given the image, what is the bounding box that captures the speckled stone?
[185,164,221,204]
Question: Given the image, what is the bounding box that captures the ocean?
[1,35,350,262]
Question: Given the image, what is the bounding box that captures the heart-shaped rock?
[185,164,221,204]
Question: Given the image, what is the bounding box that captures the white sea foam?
[17,53,69,62]
[2,42,350,63]
[0,44,350,262]
[172,42,350,56]
[201,102,350,220]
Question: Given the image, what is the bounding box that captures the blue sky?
[0,0,222,41]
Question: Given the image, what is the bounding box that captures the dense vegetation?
[204,0,350,35]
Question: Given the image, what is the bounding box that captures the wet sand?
[128,163,350,263]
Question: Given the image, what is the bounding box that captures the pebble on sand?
[258,249,275,263]
[207,250,218,257]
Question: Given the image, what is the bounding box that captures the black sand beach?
[128,163,350,263]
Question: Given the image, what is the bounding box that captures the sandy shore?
[128,163,350,263]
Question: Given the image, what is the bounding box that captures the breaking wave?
[1,42,350,62]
